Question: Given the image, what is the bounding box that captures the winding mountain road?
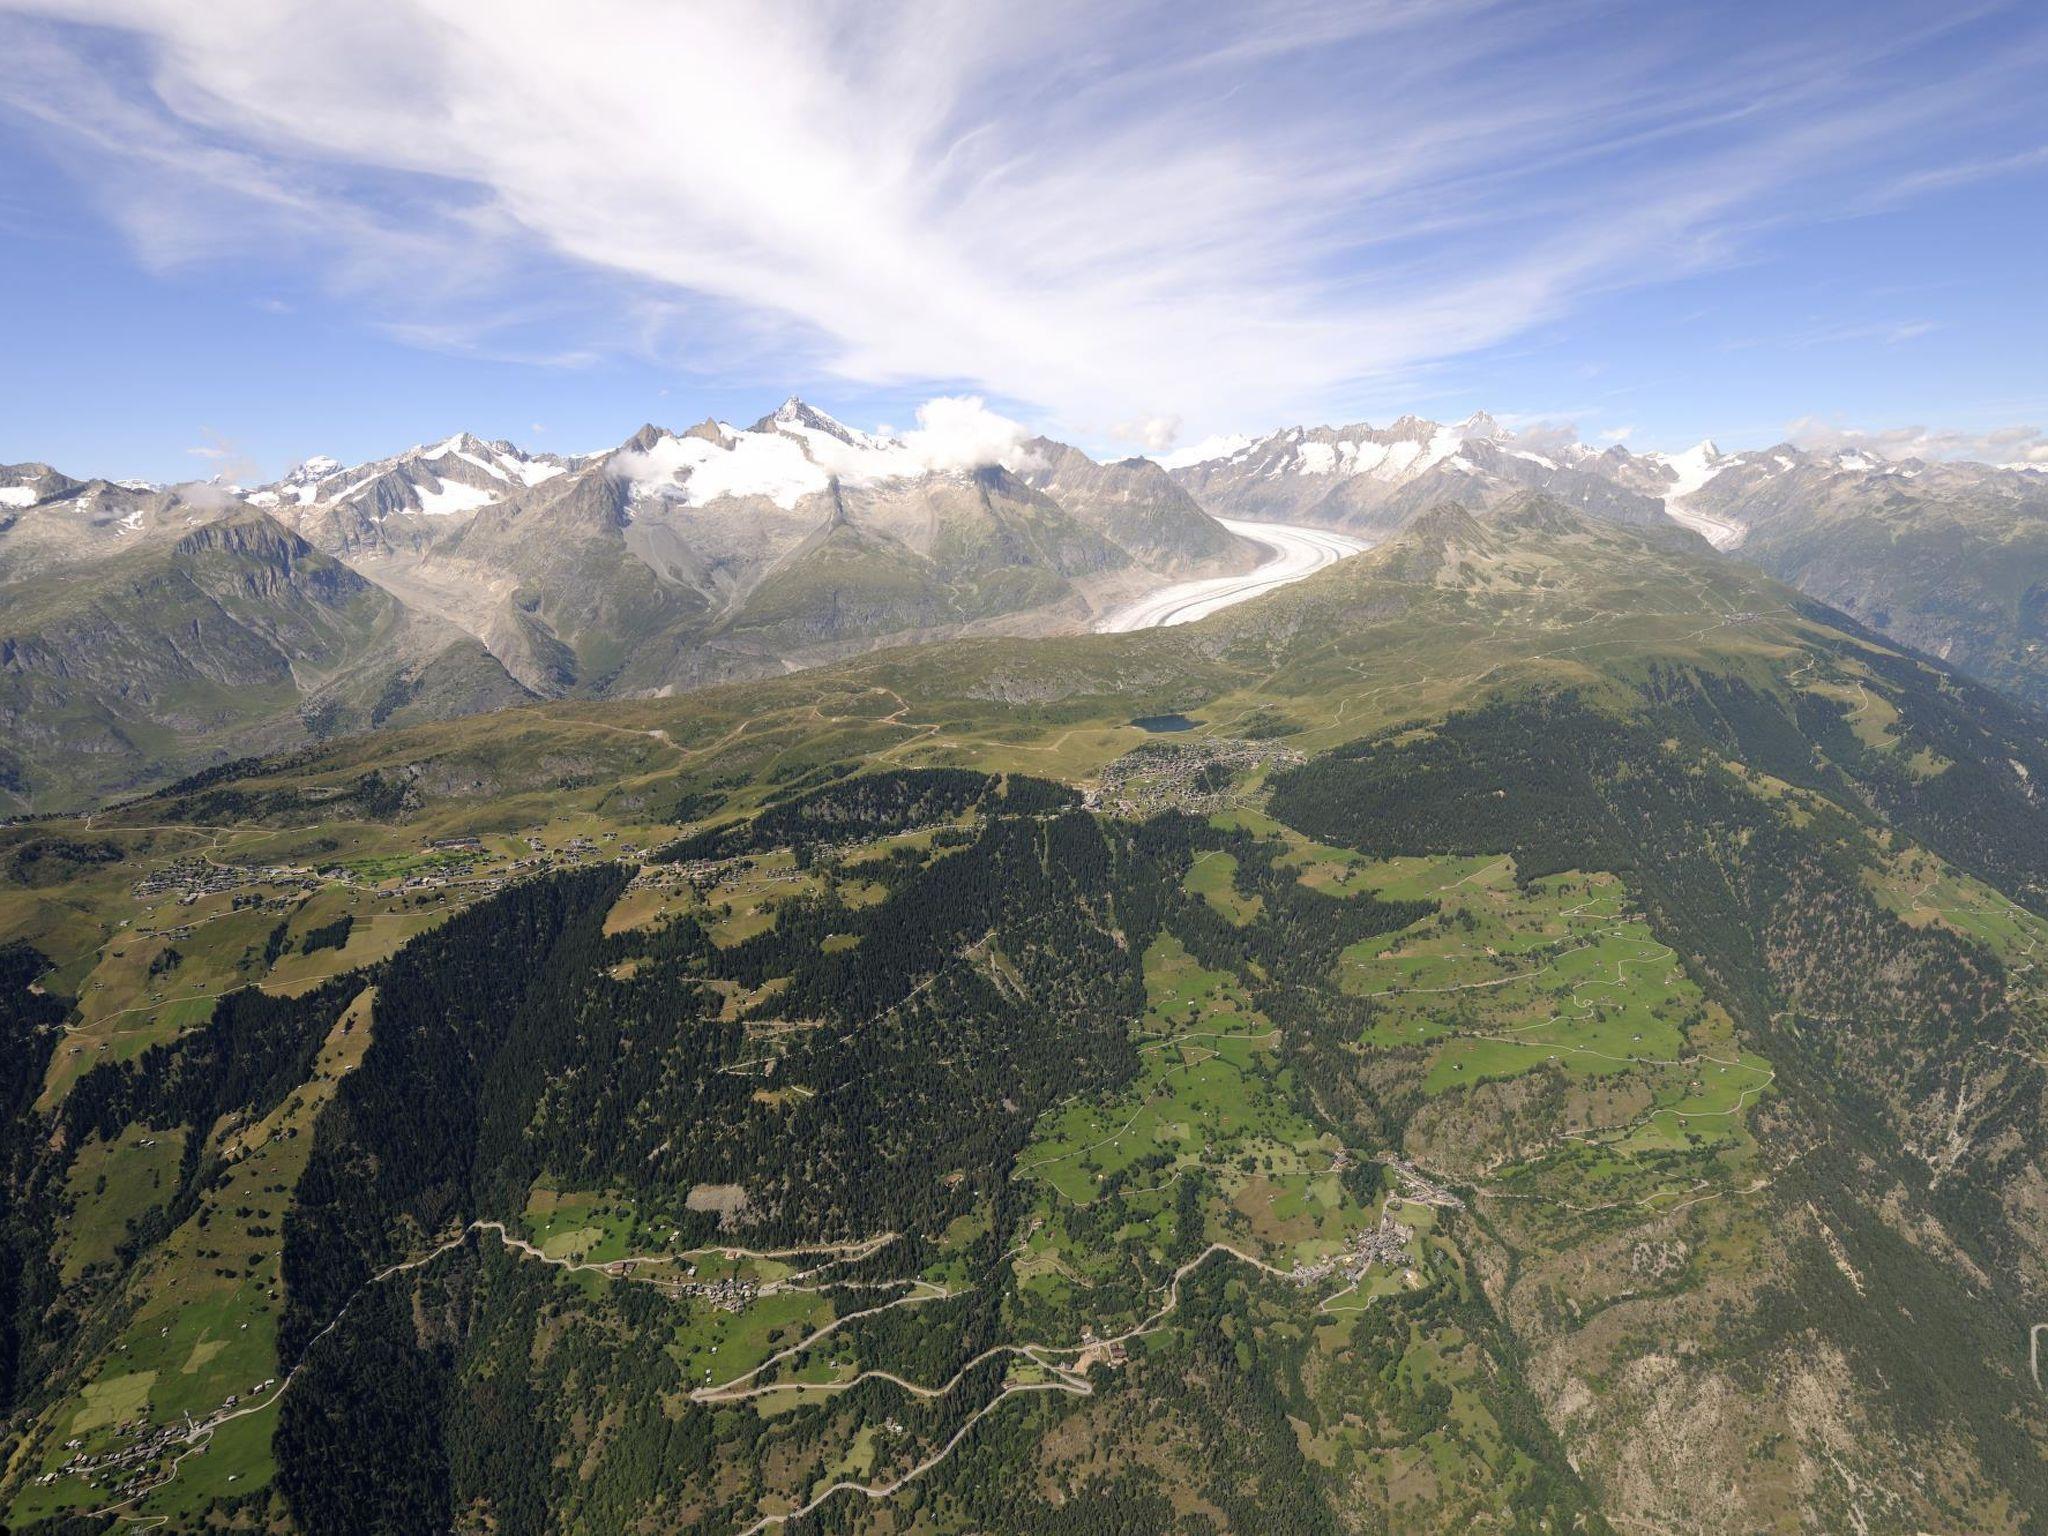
[1095,518,1372,633]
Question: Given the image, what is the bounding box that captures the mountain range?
[0,402,1258,810]
[1170,412,2048,709]
[248,401,1267,696]
[7,399,2048,812]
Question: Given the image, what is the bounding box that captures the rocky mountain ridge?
[0,404,1260,808]
[1169,413,2048,707]
[1168,410,2046,549]
[15,395,2048,809]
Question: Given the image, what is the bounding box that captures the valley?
[0,406,1263,813]
[8,498,2048,1533]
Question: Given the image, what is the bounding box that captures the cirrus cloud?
[2,0,2044,451]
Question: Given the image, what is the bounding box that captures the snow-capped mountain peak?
[1171,410,1509,498]
[284,455,342,485]
[767,396,846,436]
[401,432,568,489]
[615,398,1041,510]
[760,397,899,457]
[1655,441,1733,499]
[248,432,573,526]
[1168,412,1754,539]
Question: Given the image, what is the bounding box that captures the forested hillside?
[6,498,2048,1534]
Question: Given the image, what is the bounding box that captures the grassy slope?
[0,512,529,813]
[7,499,2048,1533]
[73,499,1831,834]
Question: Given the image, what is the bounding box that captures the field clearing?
[672,1288,836,1389]
[1015,927,1375,1333]
[1869,849,2048,972]
[269,921,443,995]
[951,723,1159,784]
[1802,674,1901,751]
[521,1188,659,1264]
[145,1406,275,1513]
[57,1127,185,1283]
[1207,809,1475,899]
[699,852,827,947]
[1183,850,1261,923]
[36,886,443,1105]
[70,1371,154,1435]
[603,881,701,935]
[1336,856,1775,1203]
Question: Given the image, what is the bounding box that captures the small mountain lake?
[1130,713,1199,733]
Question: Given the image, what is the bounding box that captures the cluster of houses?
[130,857,317,906]
[632,855,803,897]
[669,1272,759,1313]
[126,827,661,914]
[383,833,638,897]
[1288,1211,1417,1289]
[1072,1326,1132,1372]
[1089,737,1306,817]
[38,1377,275,1495]
[376,832,660,895]
[1377,1157,1465,1210]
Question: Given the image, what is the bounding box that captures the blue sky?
[2,0,2045,483]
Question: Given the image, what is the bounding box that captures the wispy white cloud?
[1786,416,2048,467]
[1722,317,1939,351]
[895,396,1038,475]
[1,0,2043,449]
[174,477,241,508]
[1858,142,2048,207]
[1112,415,1183,454]
[182,428,258,483]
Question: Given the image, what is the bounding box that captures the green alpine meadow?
[9,500,2048,1532]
